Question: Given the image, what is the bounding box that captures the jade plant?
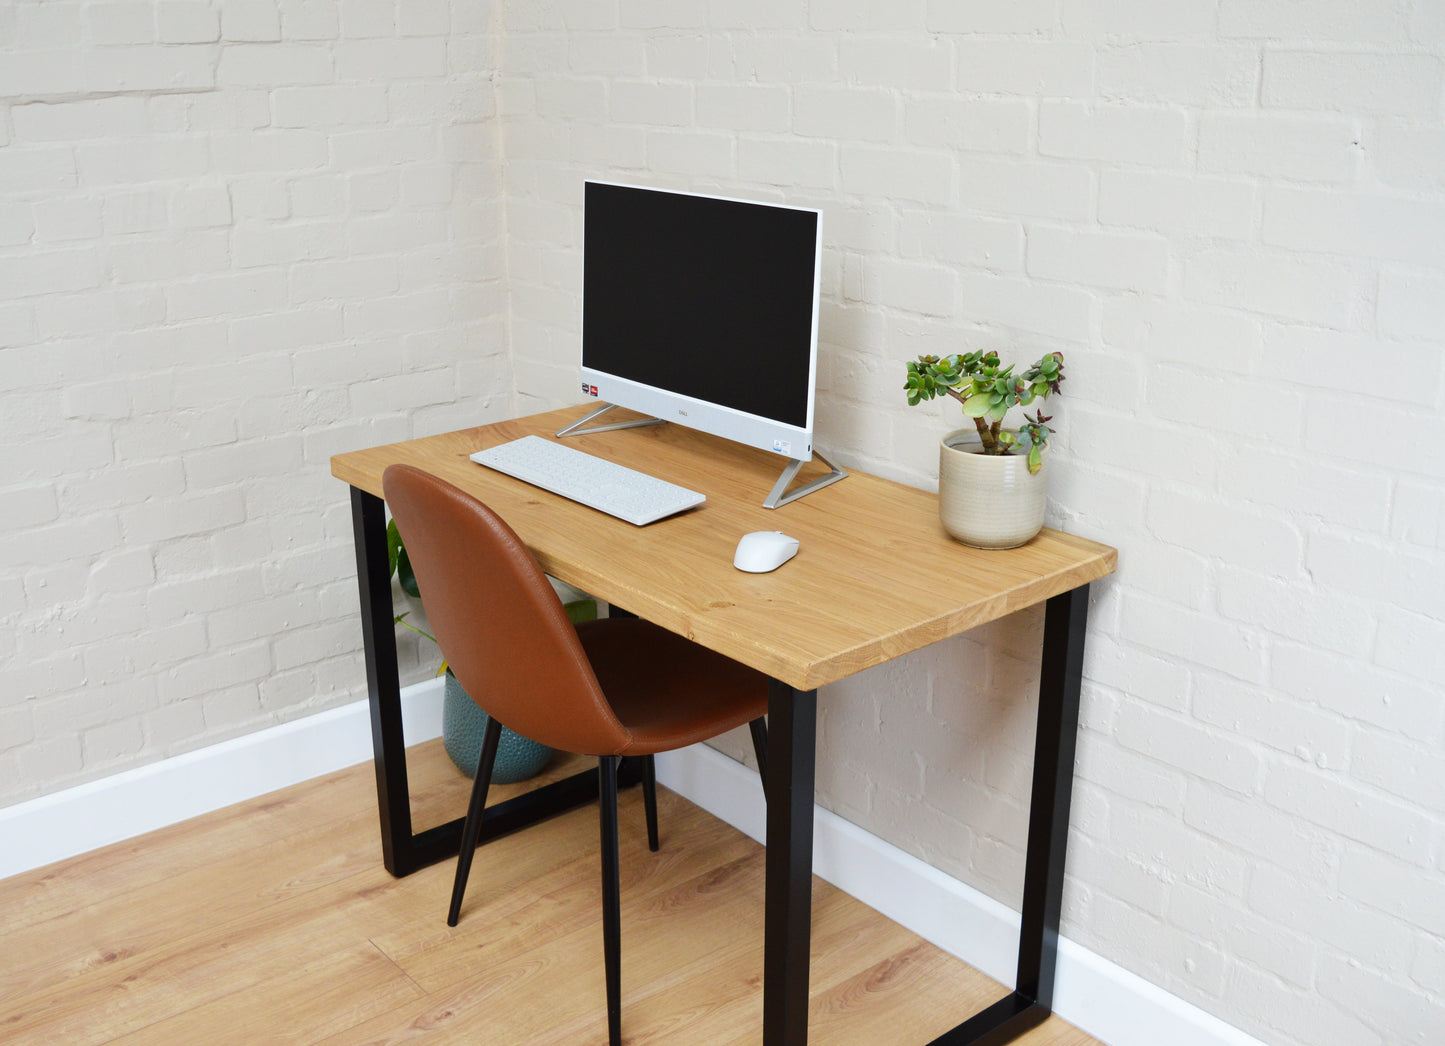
[904,349,1065,474]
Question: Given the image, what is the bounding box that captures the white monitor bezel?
[579,180,823,461]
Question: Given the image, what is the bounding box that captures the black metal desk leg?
[1017,583,1089,1009]
[927,583,1090,1046]
[763,680,817,1046]
[350,486,416,876]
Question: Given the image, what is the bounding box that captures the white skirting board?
[0,677,447,880]
[655,744,1267,1046]
[1,691,1262,1046]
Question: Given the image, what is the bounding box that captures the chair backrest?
[382,464,633,756]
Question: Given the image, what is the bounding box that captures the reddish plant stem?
[944,387,1005,453]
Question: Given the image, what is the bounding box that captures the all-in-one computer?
[473,181,845,521]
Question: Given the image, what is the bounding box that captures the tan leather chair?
[382,464,770,1046]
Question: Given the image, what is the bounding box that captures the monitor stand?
[556,403,848,510]
[763,451,847,509]
[554,403,667,437]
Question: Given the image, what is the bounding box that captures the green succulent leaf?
[963,394,993,417]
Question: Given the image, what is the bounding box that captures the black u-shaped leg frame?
[760,585,1090,1046]
[921,584,1089,1044]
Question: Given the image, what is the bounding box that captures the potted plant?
[904,349,1065,548]
[388,520,594,783]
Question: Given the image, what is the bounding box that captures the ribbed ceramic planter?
[938,428,1048,549]
[442,671,554,784]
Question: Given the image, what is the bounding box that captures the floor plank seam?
[368,936,429,995]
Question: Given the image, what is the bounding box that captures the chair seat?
[578,618,770,756]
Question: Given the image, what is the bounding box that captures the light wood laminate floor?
[0,741,1104,1045]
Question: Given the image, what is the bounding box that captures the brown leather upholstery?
[382,464,769,756]
[578,617,770,753]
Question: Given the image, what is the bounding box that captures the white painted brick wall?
[2,1,507,802]
[5,3,1444,1045]
[494,4,1445,1046]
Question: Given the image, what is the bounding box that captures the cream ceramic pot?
[938,428,1048,548]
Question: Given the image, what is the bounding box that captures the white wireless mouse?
[733,531,800,573]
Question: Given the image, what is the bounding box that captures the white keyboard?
[470,436,705,526]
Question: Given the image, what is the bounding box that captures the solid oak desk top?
[332,405,1117,692]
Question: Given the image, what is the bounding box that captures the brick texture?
[493,6,1445,1046]
[1,0,507,803]
[3,4,1444,1046]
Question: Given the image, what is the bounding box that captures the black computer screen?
[582,183,820,429]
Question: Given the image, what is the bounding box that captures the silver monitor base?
[763,451,847,509]
[555,402,667,437]
[557,403,848,509]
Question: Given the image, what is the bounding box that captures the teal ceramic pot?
[442,672,554,783]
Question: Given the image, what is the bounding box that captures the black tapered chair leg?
[748,716,769,792]
[447,716,503,927]
[642,754,659,852]
[599,755,623,1046]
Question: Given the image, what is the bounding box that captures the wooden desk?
[332,405,1117,1046]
